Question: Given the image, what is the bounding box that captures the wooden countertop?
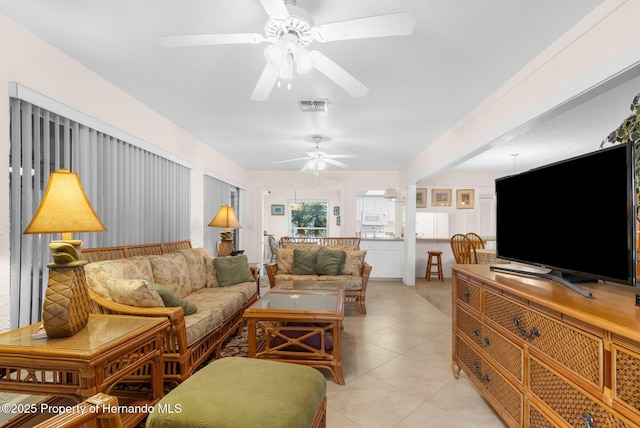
[452,264,640,343]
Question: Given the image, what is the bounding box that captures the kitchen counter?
[360,237,403,241]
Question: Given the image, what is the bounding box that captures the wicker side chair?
[451,234,473,264]
[465,232,485,263]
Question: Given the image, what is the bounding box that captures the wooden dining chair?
[450,234,473,264]
[465,232,485,263]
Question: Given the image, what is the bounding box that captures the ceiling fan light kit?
[159,0,415,101]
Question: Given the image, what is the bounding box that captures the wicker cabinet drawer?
[612,335,640,418]
[484,289,602,388]
[527,402,557,428]
[456,306,483,347]
[455,274,481,313]
[529,357,634,428]
[456,336,522,426]
[481,324,523,383]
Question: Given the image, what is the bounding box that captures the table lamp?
[208,205,241,257]
[24,169,106,337]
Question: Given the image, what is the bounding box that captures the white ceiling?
[3,0,636,176]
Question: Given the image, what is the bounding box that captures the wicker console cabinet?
[451,264,640,427]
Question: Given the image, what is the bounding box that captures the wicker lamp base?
[217,240,234,257]
[42,263,91,338]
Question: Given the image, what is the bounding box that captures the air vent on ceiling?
[298,99,328,112]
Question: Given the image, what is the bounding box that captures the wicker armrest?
[265,263,278,288]
[88,289,184,320]
[33,393,123,428]
[88,289,189,355]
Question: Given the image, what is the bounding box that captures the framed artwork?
[333,206,340,216]
[456,189,475,209]
[336,215,341,226]
[431,189,452,207]
[271,204,284,215]
[416,188,428,208]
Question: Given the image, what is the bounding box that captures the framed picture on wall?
[333,206,340,216]
[456,189,475,209]
[416,188,428,208]
[431,189,452,206]
[271,204,284,215]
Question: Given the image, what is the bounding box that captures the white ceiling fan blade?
[324,158,349,168]
[300,160,314,172]
[326,154,355,159]
[259,0,290,20]
[250,63,279,101]
[159,33,264,47]
[310,51,369,98]
[314,12,415,42]
[273,157,311,164]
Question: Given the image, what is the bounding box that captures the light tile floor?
[310,277,508,428]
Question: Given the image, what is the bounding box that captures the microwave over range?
[362,211,387,225]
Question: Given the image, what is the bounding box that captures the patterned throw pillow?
[341,251,367,276]
[204,255,220,287]
[178,248,208,292]
[104,278,164,307]
[148,253,192,298]
[276,248,294,274]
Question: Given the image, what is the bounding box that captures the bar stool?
[426,251,444,281]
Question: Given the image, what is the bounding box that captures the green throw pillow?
[151,283,197,315]
[214,254,255,286]
[292,248,319,275]
[316,247,346,276]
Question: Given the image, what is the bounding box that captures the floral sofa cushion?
[204,255,221,287]
[273,274,363,291]
[276,248,294,274]
[178,248,208,292]
[148,253,192,299]
[341,250,366,276]
[104,278,165,307]
[84,256,155,300]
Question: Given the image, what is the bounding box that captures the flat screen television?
[494,143,636,298]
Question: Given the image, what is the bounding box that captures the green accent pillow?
[214,254,255,287]
[316,247,346,276]
[292,248,319,275]
[151,283,197,315]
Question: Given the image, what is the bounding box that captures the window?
[289,201,328,237]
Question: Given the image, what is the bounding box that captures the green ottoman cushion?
[146,357,326,428]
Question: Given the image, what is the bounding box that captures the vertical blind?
[9,98,191,328]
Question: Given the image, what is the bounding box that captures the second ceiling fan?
[274,135,353,175]
[159,0,415,101]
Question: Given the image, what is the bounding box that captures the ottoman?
[146,357,327,428]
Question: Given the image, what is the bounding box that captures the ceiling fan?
[158,0,415,101]
[274,135,353,175]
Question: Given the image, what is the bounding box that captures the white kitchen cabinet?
[361,239,403,278]
[356,196,395,222]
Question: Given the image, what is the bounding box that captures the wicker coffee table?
[243,280,345,384]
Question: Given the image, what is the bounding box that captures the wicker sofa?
[80,240,259,384]
[265,237,372,314]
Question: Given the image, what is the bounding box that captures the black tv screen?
[495,143,636,287]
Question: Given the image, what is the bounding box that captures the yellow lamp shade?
[24,169,106,236]
[208,206,241,230]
